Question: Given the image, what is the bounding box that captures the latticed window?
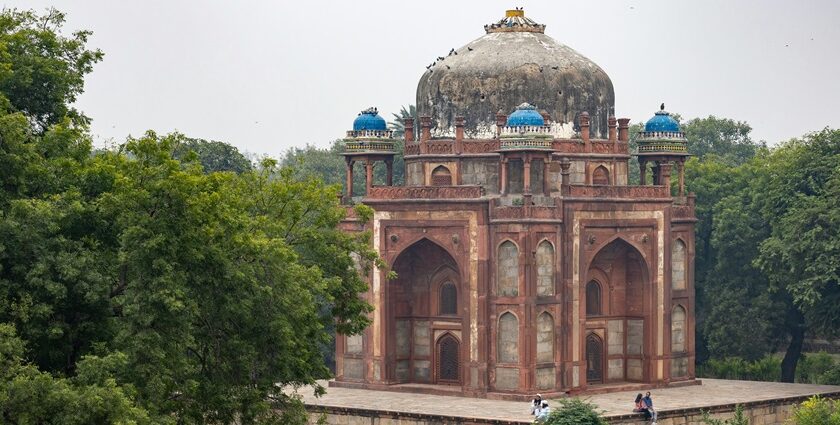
[431,165,452,186]
[437,335,460,382]
[593,165,610,185]
[586,281,601,316]
[440,282,457,315]
[586,333,603,383]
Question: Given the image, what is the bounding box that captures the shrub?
[818,364,840,385]
[796,352,837,384]
[790,396,840,425]
[702,404,749,425]
[544,398,608,425]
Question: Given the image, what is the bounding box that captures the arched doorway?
[388,238,461,384]
[436,334,460,384]
[586,333,604,383]
[585,238,651,383]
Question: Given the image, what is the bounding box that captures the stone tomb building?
[334,10,696,398]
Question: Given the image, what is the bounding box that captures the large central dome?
[416,9,615,139]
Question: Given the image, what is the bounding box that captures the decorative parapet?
[672,204,696,220]
[403,139,628,156]
[568,185,671,199]
[366,185,483,200]
[637,130,688,154]
[344,140,396,153]
[345,129,395,139]
[343,129,396,153]
[500,125,553,136]
[492,205,559,220]
[499,126,554,150]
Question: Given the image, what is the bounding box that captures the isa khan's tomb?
[334,8,695,399]
[304,8,840,425]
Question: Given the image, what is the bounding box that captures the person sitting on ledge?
[530,394,543,416]
[535,400,551,422]
[634,393,654,423]
[644,391,658,423]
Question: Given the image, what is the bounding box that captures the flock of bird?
[426,45,478,73]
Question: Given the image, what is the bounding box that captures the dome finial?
[660,103,665,111]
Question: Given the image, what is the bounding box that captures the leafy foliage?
[0,8,103,130]
[543,398,608,425]
[0,8,379,423]
[0,324,152,424]
[172,137,252,173]
[701,404,749,425]
[790,396,840,425]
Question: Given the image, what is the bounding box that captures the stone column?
[495,111,507,138]
[559,158,571,196]
[639,159,647,186]
[403,117,415,143]
[500,157,508,195]
[618,118,631,142]
[454,116,465,155]
[678,159,686,197]
[523,154,532,195]
[345,157,354,198]
[608,116,617,143]
[365,159,374,194]
[543,157,551,196]
[386,159,393,186]
[660,163,673,195]
[580,112,590,145]
[419,116,431,154]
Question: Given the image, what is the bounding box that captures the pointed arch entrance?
[584,237,652,383]
[388,238,462,385]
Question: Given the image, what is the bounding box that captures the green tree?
[0,324,151,424]
[0,8,103,130]
[544,398,608,425]
[172,137,252,174]
[683,115,763,165]
[388,104,416,139]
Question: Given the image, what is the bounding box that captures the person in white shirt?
[535,400,551,422]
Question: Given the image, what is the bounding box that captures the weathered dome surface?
[506,103,544,127]
[644,110,680,133]
[353,107,387,131]
[417,10,615,139]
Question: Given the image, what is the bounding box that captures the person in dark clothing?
[634,393,653,421]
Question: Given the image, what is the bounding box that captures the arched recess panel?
[536,312,554,363]
[586,333,604,384]
[497,312,519,363]
[497,241,519,296]
[436,334,460,383]
[431,165,452,186]
[593,165,610,185]
[586,281,602,316]
[439,281,457,315]
[536,241,555,296]
[671,239,687,290]
[671,305,688,378]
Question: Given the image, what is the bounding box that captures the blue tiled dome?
[353,107,387,131]
[506,103,545,127]
[644,107,680,132]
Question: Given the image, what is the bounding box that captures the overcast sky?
[8,0,840,158]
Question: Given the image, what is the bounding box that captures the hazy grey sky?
[9,0,840,157]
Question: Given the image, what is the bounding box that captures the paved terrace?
[296,379,840,423]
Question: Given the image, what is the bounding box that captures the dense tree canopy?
[0,8,102,130]
[0,8,378,423]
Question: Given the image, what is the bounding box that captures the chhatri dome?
[353,107,387,131]
[417,9,615,139]
[506,102,545,127]
[644,104,682,132]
